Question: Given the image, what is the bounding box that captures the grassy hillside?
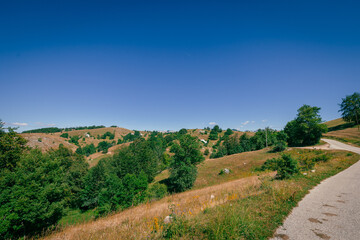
[324,118,356,131]
[43,149,359,240]
[322,118,360,146]
[21,127,254,164]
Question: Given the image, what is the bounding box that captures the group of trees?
[209,125,222,140]
[117,131,141,144]
[99,131,115,140]
[210,128,287,158]
[0,122,204,239]
[1,121,89,239]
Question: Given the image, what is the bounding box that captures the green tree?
[178,128,187,135]
[284,105,327,146]
[224,128,234,136]
[339,92,360,128]
[168,135,204,192]
[0,120,27,171]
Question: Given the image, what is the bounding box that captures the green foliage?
[101,131,115,140]
[178,128,188,135]
[97,141,113,153]
[224,128,234,136]
[146,183,168,201]
[260,157,280,171]
[0,124,27,171]
[209,125,221,140]
[38,137,42,142]
[276,154,299,179]
[204,149,209,156]
[60,132,69,138]
[339,92,360,126]
[76,143,96,157]
[118,131,141,144]
[69,136,80,146]
[22,127,62,133]
[271,140,287,153]
[168,135,204,192]
[284,105,328,146]
[0,146,88,239]
[168,163,198,193]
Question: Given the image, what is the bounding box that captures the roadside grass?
[45,149,358,240]
[155,150,358,240]
[324,126,360,147]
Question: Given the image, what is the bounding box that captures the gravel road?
[271,138,360,240]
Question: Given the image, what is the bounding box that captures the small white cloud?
[209,122,217,126]
[251,121,255,124]
[242,121,250,126]
[262,119,267,123]
[11,122,28,126]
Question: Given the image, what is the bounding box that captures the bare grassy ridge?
[324,127,360,147]
[42,149,358,240]
[324,118,346,128]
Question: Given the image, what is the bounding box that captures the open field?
[42,148,358,240]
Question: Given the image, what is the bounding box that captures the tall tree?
[339,92,360,129]
[284,105,327,146]
[168,134,204,192]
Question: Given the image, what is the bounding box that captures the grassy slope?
[44,147,358,240]
[323,118,360,147]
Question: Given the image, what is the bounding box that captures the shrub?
[168,164,197,192]
[60,133,69,138]
[260,158,279,171]
[313,154,330,163]
[204,149,209,156]
[146,183,168,201]
[38,138,42,142]
[271,140,287,152]
[276,154,299,179]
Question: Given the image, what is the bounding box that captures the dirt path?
[272,139,360,240]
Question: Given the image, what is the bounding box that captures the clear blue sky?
[1,0,359,132]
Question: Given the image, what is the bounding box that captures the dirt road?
[271,139,360,240]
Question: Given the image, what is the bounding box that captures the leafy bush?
[101,131,115,140]
[146,183,168,201]
[60,133,69,138]
[271,140,287,152]
[97,141,113,153]
[276,154,299,179]
[168,164,198,192]
[204,149,209,156]
[260,158,279,171]
[69,136,80,146]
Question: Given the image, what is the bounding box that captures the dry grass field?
[324,118,346,128]
[42,149,359,240]
[324,127,360,147]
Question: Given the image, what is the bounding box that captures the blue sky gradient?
[1,0,359,131]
